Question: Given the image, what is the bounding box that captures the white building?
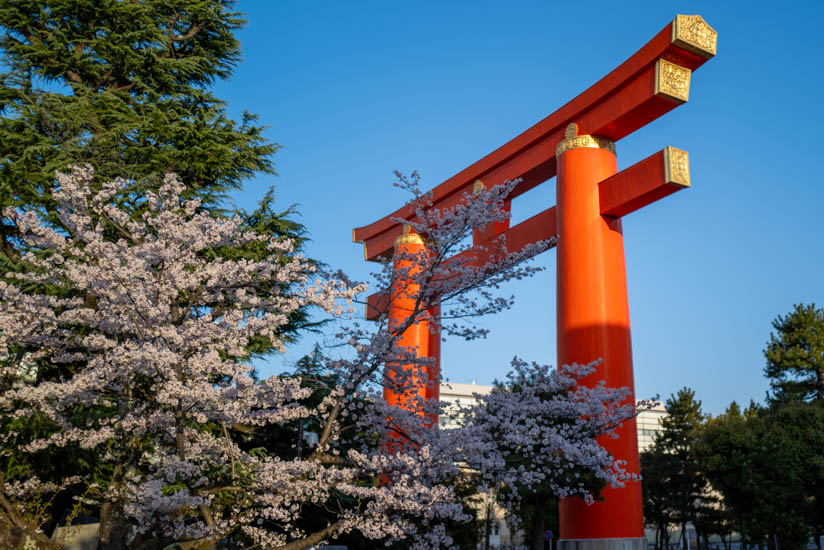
[636,401,667,452]
[438,380,492,429]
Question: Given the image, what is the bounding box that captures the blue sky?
[215,1,824,416]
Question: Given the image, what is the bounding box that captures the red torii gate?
[352,15,716,550]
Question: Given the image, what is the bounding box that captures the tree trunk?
[98,459,129,550]
[1,521,60,549]
[483,498,492,550]
[98,501,130,550]
[532,497,545,550]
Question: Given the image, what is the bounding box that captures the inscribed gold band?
[556,134,616,157]
[394,233,430,248]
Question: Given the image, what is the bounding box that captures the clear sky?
[214,0,824,416]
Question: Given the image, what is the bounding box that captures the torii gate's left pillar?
[384,228,441,446]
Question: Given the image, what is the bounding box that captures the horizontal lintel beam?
[599,146,690,218]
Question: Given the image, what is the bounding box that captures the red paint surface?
[599,148,683,218]
[384,237,441,442]
[556,146,643,539]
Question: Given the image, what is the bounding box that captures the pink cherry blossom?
[0,167,636,549]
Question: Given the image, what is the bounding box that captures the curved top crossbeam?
[352,15,716,262]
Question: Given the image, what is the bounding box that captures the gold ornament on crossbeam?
[655,59,691,103]
[672,14,717,59]
[664,146,690,188]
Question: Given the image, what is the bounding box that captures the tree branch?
[275,520,345,550]
[170,21,206,42]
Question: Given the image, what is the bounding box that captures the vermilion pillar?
[556,124,644,550]
[384,228,441,447]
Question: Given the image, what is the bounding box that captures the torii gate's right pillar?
[556,125,644,550]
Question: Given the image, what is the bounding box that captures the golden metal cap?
[394,224,430,248]
[556,123,616,157]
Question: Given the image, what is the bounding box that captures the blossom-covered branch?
[0,167,636,550]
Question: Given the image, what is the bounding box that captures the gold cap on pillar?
[555,122,616,156]
[394,224,429,248]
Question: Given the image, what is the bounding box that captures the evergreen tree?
[696,401,824,550]
[648,388,710,550]
[764,303,824,404]
[640,445,677,550]
[0,0,278,262]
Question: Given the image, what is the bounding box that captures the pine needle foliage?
[764,303,824,404]
[0,0,279,261]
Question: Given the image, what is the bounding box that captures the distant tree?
[0,0,278,263]
[764,303,824,404]
[692,501,733,550]
[646,388,710,550]
[640,445,676,550]
[696,401,824,550]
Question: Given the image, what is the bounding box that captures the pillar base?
[558,538,647,550]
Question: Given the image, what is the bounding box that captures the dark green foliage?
[0,0,278,262]
[640,446,676,550]
[696,401,824,550]
[640,388,712,550]
[764,303,824,404]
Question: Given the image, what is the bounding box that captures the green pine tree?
[640,445,677,550]
[649,388,710,550]
[764,303,824,404]
[696,401,824,550]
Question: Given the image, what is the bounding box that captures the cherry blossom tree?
[0,166,635,549]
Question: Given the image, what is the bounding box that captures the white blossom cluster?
[0,167,637,549]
